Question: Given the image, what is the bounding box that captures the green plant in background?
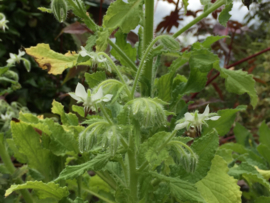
[0,0,269,202]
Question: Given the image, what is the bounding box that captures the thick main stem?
[0,137,34,203]
[141,0,154,96]
[173,0,225,38]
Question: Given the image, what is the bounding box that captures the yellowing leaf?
[25,44,78,75]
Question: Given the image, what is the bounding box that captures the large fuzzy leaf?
[215,66,258,108]
[10,122,52,180]
[196,155,242,203]
[25,44,80,75]
[103,0,143,33]
[259,121,270,146]
[151,172,205,203]
[57,154,110,180]
[85,71,106,88]
[5,181,69,200]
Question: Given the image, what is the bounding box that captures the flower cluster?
[175,105,220,132]
[69,83,113,112]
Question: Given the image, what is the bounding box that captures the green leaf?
[84,71,106,88]
[183,0,189,12]
[51,100,78,126]
[103,0,143,33]
[201,36,229,48]
[203,105,246,136]
[172,130,219,183]
[218,3,233,27]
[156,73,174,102]
[84,35,97,52]
[220,143,248,154]
[111,30,137,66]
[159,35,180,51]
[168,51,190,73]
[196,155,242,203]
[96,29,110,52]
[189,49,219,72]
[38,7,52,13]
[151,173,205,203]
[174,68,208,95]
[6,139,27,163]
[72,105,85,117]
[200,0,211,5]
[5,181,69,200]
[25,44,79,75]
[233,122,252,146]
[57,154,110,180]
[243,173,270,191]
[10,122,52,180]
[215,148,233,163]
[255,197,270,203]
[228,162,259,179]
[257,144,270,165]
[216,67,258,108]
[138,131,171,165]
[259,121,270,146]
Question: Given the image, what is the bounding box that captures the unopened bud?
[159,35,180,51]
[51,0,68,23]
[181,152,198,173]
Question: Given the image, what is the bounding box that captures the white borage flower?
[69,83,113,112]
[6,50,25,65]
[79,46,111,71]
[174,105,220,132]
[0,112,13,121]
[0,13,9,32]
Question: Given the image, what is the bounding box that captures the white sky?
[153,0,250,45]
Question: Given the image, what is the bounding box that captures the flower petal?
[184,112,194,122]
[202,104,210,116]
[79,46,89,57]
[69,92,83,102]
[208,116,220,121]
[92,87,103,102]
[75,83,87,100]
[102,94,113,102]
[174,121,189,130]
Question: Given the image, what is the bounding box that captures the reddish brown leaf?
[156,10,183,33]
[253,77,267,85]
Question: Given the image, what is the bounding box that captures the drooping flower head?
[0,13,9,32]
[174,105,220,132]
[79,47,111,72]
[6,50,25,65]
[69,83,113,112]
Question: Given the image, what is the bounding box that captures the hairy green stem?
[108,39,137,72]
[173,0,225,38]
[141,0,154,96]
[98,52,132,99]
[127,130,139,201]
[99,103,113,124]
[131,35,164,98]
[82,187,116,203]
[0,137,34,203]
[96,171,117,190]
[77,176,82,198]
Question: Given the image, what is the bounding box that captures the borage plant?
[1,0,260,202]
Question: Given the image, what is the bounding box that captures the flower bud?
[51,0,68,23]
[159,35,180,51]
